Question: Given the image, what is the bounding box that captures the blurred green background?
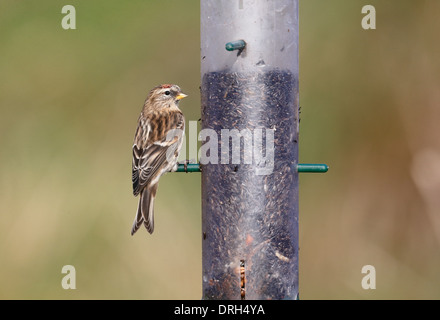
[1,0,439,299]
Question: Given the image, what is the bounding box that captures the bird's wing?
[132,111,185,196]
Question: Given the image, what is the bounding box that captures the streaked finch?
[131,84,187,235]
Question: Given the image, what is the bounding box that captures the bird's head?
[147,84,187,110]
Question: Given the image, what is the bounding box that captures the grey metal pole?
[201,0,299,300]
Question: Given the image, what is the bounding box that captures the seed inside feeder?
[201,69,299,300]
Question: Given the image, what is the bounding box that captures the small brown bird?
[131,84,187,235]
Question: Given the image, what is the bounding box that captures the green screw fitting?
[225,40,246,52]
[297,164,329,173]
[176,163,201,173]
[176,163,329,173]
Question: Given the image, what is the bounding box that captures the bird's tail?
[131,185,157,235]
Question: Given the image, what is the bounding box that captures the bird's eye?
[164,91,171,95]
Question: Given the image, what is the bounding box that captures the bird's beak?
[176,93,188,100]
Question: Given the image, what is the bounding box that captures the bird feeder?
[200,0,300,300]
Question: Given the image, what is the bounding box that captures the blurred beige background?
[0,0,439,299]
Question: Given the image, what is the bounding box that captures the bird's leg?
[177,159,192,172]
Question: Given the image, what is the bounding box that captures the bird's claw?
[177,159,191,172]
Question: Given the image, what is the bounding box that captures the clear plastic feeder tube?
[201,0,299,300]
